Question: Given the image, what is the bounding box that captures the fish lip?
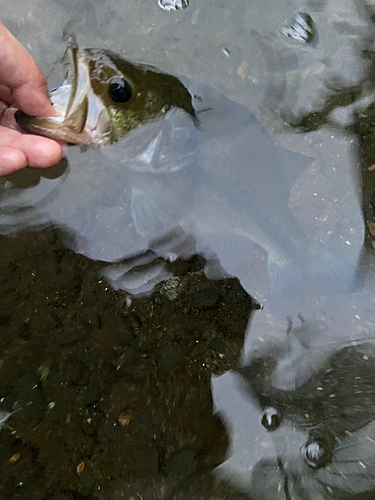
[15,110,91,145]
[15,45,92,145]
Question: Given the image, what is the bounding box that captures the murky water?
[1,0,375,498]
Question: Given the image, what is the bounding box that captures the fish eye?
[261,407,281,432]
[303,439,331,469]
[108,77,132,103]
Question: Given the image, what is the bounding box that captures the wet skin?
[0,22,63,174]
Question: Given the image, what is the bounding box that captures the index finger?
[0,22,56,117]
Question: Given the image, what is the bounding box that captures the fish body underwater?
[7,44,356,316]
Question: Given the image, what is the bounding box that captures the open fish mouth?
[16,44,110,145]
[15,43,196,147]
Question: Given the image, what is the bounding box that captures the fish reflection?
[280,1,375,291]
[238,320,375,499]
[1,45,357,316]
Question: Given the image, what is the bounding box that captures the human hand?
[0,22,63,176]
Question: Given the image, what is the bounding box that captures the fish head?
[16,44,195,145]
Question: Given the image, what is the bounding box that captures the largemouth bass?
[16,43,194,145]
[8,44,356,316]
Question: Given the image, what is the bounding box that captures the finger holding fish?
[0,126,63,175]
[0,22,64,174]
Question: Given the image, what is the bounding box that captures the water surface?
[1,0,375,499]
